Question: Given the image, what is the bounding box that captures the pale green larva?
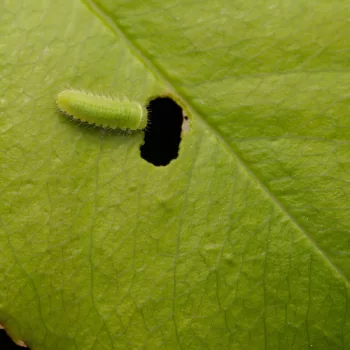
[56,89,148,130]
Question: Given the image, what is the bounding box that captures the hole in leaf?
[140,97,184,166]
[0,329,29,349]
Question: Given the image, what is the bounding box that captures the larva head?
[56,90,148,130]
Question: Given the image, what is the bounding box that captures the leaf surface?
[1,0,349,349]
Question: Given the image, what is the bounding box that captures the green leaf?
[1,0,349,349]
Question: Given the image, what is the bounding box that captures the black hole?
[140,97,184,166]
[0,329,29,350]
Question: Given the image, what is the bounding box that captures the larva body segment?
[56,90,148,130]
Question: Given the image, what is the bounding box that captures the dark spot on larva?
[140,97,184,166]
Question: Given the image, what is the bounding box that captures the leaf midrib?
[82,0,349,285]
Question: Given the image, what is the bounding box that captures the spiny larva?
[56,90,148,130]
